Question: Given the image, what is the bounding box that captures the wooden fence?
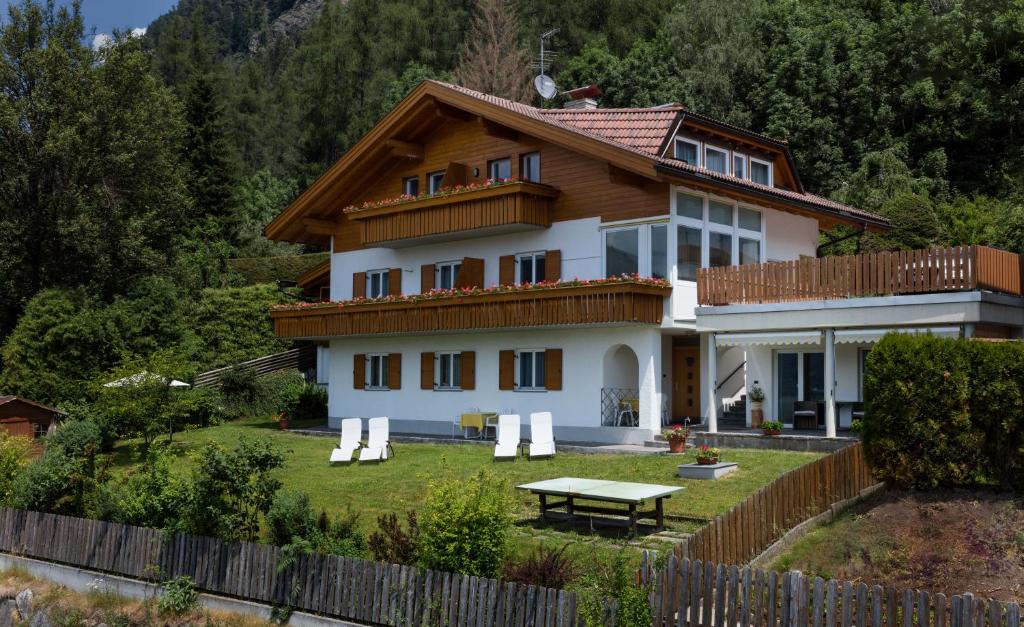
[641,554,1022,627]
[697,246,1024,306]
[193,345,316,388]
[0,507,602,626]
[675,443,879,565]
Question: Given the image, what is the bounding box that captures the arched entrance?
[601,344,640,426]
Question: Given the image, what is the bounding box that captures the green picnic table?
[516,477,683,535]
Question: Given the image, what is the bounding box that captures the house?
[264,80,1024,444]
[0,395,62,441]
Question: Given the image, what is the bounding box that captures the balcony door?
[776,351,824,426]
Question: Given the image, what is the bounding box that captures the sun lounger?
[528,412,555,459]
[329,418,361,464]
[358,417,393,462]
[494,414,521,461]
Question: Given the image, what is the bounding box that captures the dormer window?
[428,170,446,193]
[704,145,729,174]
[403,176,419,196]
[674,138,700,166]
[750,158,772,186]
[488,157,512,180]
[733,154,747,179]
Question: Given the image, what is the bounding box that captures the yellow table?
[459,412,498,439]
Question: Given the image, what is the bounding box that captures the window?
[517,349,546,390]
[436,260,462,290]
[674,138,700,165]
[488,157,511,180]
[366,354,389,389]
[605,228,639,277]
[428,170,446,193]
[733,154,747,179]
[521,152,540,182]
[403,176,419,196]
[739,237,761,265]
[738,207,762,232]
[750,158,771,186]
[705,145,729,174]
[677,226,702,281]
[708,232,733,268]
[516,252,546,284]
[437,351,462,390]
[650,225,667,280]
[32,423,46,440]
[676,191,703,220]
[708,200,732,226]
[366,269,390,298]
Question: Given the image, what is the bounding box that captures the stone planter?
[678,462,738,480]
[667,437,686,453]
[696,456,720,466]
[750,401,764,427]
[762,428,781,436]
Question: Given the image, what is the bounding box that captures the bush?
[368,512,420,565]
[863,334,1024,490]
[0,432,32,504]
[573,547,650,627]
[418,470,514,577]
[283,383,327,422]
[503,544,579,589]
[219,365,260,407]
[92,451,188,529]
[158,576,198,616]
[267,490,319,546]
[48,419,103,460]
[11,450,89,515]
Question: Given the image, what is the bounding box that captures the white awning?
[834,326,961,344]
[716,331,822,347]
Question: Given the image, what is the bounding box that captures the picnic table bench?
[516,477,683,535]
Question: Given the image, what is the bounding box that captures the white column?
[636,332,663,439]
[706,332,718,433]
[824,328,837,438]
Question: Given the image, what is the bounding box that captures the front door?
[672,346,701,422]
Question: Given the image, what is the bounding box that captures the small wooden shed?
[0,395,62,440]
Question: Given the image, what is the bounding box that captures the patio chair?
[493,414,521,461]
[528,412,555,459]
[329,418,361,464]
[792,401,819,430]
[617,398,639,427]
[358,417,394,462]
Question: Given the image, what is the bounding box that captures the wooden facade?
[271,282,671,338]
[697,246,1024,306]
[0,396,60,441]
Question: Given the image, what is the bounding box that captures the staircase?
[720,394,747,429]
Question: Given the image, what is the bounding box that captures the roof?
[539,107,681,154]
[0,396,64,415]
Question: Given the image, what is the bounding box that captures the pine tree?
[451,0,533,103]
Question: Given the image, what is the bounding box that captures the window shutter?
[387,353,401,390]
[388,268,402,296]
[460,351,476,390]
[545,250,562,283]
[499,255,515,285]
[456,257,484,289]
[420,264,435,293]
[420,352,434,390]
[544,348,563,390]
[353,354,366,390]
[499,350,515,390]
[352,272,366,299]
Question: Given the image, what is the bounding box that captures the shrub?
[267,490,319,546]
[48,419,103,460]
[92,451,188,529]
[0,432,32,504]
[316,506,366,558]
[573,547,650,627]
[158,576,198,616]
[503,544,579,589]
[283,383,327,423]
[417,470,514,577]
[11,450,89,515]
[219,365,260,407]
[368,512,420,565]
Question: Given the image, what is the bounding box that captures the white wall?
[602,345,639,388]
[326,326,663,443]
[764,208,819,262]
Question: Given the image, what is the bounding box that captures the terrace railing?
[697,245,1023,306]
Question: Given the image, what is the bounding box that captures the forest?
[1,0,1023,405]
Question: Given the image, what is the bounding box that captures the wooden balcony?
[698,245,1024,306]
[344,181,559,247]
[271,280,671,338]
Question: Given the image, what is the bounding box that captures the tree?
[451,0,532,103]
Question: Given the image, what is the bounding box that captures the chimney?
[562,84,602,110]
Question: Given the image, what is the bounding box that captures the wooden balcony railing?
[271,281,671,338]
[697,245,1024,306]
[344,181,559,247]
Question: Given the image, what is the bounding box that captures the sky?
[0,0,178,48]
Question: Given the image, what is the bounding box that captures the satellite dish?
[534,74,558,100]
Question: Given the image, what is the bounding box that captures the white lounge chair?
[329,418,362,464]
[358,417,393,462]
[494,414,520,461]
[528,412,555,459]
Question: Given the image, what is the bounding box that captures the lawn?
[111,416,821,552]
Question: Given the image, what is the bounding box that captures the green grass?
[112,416,821,553]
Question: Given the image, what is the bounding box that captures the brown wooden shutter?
[499,350,515,390]
[440,161,468,188]
[420,352,434,390]
[460,351,476,390]
[352,272,366,299]
[420,264,435,293]
[499,255,515,285]
[456,257,484,289]
[388,268,402,296]
[544,348,563,390]
[353,354,366,389]
[545,250,562,283]
[387,353,401,390]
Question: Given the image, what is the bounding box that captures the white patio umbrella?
[103,371,191,389]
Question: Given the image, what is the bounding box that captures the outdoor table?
[516,477,683,534]
[459,412,497,439]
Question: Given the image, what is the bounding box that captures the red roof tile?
[540,108,681,154]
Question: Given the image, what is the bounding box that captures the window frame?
[515,251,546,285]
[435,351,462,391]
[515,348,547,391]
[365,268,390,298]
[704,144,730,174]
[674,138,701,166]
[749,157,773,187]
[669,187,766,283]
[435,260,462,290]
[520,152,541,182]
[366,353,390,390]
[600,218,671,280]
[402,175,419,196]
[732,153,747,179]
[488,157,512,180]
[427,170,446,194]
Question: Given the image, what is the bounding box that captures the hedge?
[863,333,1024,491]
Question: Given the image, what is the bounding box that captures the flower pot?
[696,456,719,466]
[667,437,686,453]
[279,418,290,430]
[750,401,764,427]
[762,428,781,436]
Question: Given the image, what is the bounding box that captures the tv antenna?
[532,28,560,101]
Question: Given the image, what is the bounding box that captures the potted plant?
[748,382,765,428]
[663,424,689,453]
[695,444,721,465]
[276,411,290,431]
[761,420,783,436]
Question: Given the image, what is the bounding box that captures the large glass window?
[677,226,702,281]
[605,228,639,277]
[521,152,540,182]
[739,207,762,232]
[437,352,462,389]
[436,261,462,290]
[488,158,511,180]
[518,350,546,390]
[739,237,761,265]
[676,191,703,220]
[708,200,733,226]
[705,146,728,174]
[517,252,546,284]
[650,225,667,280]
[708,232,732,268]
[675,139,699,165]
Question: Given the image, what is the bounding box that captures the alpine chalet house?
[266,81,1024,444]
